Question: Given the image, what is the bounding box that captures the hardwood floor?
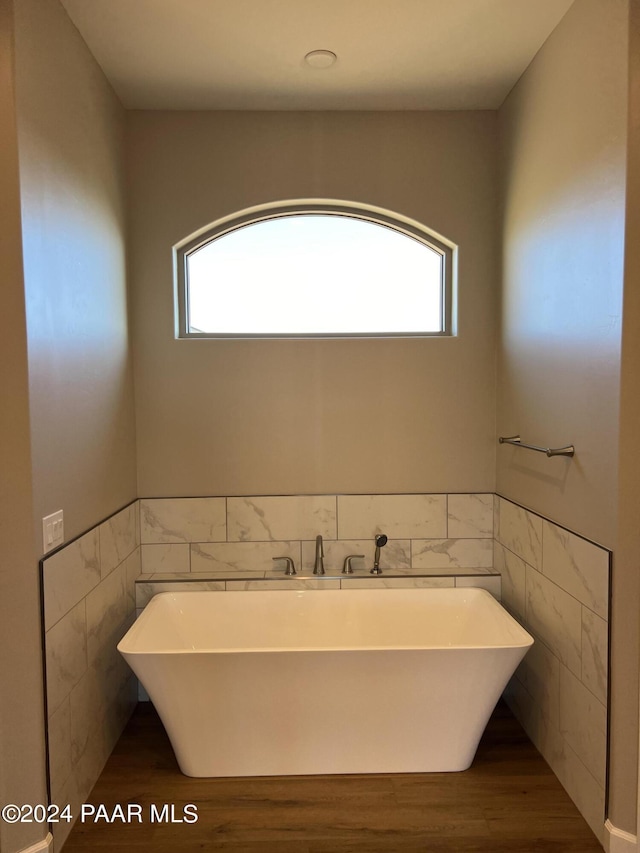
[63,701,602,852]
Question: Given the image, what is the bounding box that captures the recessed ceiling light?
[304,50,337,69]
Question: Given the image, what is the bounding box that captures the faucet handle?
[343,554,365,574]
[273,556,296,576]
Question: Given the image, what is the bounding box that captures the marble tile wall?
[139,492,494,578]
[42,502,140,849]
[496,496,610,843]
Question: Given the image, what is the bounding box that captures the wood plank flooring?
[63,701,602,852]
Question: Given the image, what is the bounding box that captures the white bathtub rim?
[120,640,533,655]
[118,588,534,657]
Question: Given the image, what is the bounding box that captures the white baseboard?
[605,819,637,852]
[19,833,53,853]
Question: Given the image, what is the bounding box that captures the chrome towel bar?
[499,435,575,458]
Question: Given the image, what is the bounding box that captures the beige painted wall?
[497,0,627,549]
[0,3,48,851]
[128,111,498,498]
[616,0,640,836]
[14,0,137,546]
[497,0,635,832]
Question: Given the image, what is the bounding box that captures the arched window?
[174,200,455,338]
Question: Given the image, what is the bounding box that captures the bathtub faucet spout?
[313,535,325,575]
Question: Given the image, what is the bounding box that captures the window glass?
[178,207,453,338]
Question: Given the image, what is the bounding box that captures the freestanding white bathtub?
[118,588,533,777]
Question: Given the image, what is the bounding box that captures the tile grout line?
[445,493,449,539]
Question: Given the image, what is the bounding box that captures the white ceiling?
[60,0,574,111]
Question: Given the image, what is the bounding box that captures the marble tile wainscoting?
[139,492,496,578]
[496,496,611,844]
[41,501,141,849]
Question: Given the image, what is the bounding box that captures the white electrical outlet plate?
[42,510,64,554]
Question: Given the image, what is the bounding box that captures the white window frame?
[174,199,456,339]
